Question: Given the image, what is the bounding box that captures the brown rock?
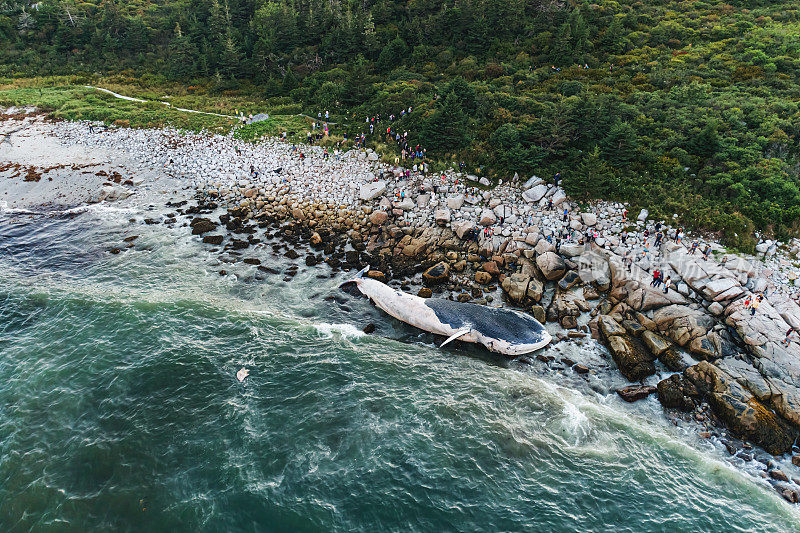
[423,262,450,286]
[685,361,800,454]
[561,316,578,329]
[366,270,387,283]
[617,385,657,403]
[536,251,566,281]
[607,335,656,381]
[190,217,217,235]
[417,287,433,298]
[598,315,626,340]
[657,374,696,411]
[202,235,224,245]
[482,261,500,276]
[369,210,388,225]
[530,305,546,323]
[475,271,491,284]
[573,364,590,374]
[769,469,789,482]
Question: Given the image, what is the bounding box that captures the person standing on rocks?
[563,208,568,223]
[751,293,764,315]
[663,275,671,294]
[703,244,711,260]
[554,172,561,187]
[651,269,661,287]
[784,328,796,346]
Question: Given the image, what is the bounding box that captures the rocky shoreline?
[3,110,800,503]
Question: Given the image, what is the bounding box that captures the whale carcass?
[341,268,552,355]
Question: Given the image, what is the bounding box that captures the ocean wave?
[313,322,366,339]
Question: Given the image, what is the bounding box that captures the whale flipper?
[440,327,471,348]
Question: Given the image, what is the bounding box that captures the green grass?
[0,85,235,132]
[234,115,314,143]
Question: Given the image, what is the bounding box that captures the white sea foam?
[313,322,366,339]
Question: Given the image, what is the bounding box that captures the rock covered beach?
[3,109,800,503]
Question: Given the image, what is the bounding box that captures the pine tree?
[422,91,470,153]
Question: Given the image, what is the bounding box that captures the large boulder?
[434,208,451,225]
[523,184,548,203]
[550,189,567,206]
[369,210,388,225]
[657,374,697,411]
[479,209,497,226]
[637,208,649,222]
[607,335,656,381]
[523,176,543,189]
[446,194,465,210]
[190,217,217,235]
[422,262,450,286]
[536,251,566,280]
[526,279,544,302]
[581,212,597,226]
[359,180,386,201]
[501,273,530,304]
[598,315,626,339]
[652,304,714,347]
[642,330,671,356]
[685,361,799,454]
[452,220,475,239]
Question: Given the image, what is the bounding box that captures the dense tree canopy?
[3,0,800,245]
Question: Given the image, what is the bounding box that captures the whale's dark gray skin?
[341,267,552,355]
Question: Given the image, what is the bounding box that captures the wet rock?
[363,323,376,334]
[561,316,578,329]
[284,249,300,259]
[475,271,491,284]
[607,335,656,381]
[190,217,218,235]
[685,361,799,454]
[574,364,590,374]
[202,235,224,245]
[598,315,626,339]
[110,248,121,254]
[769,469,789,482]
[617,385,657,402]
[657,374,696,412]
[622,319,646,337]
[243,258,261,265]
[366,270,386,283]
[660,347,689,372]
[305,254,318,266]
[231,239,249,250]
[558,270,580,291]
[423,262,450,286]
[417,287,433,298]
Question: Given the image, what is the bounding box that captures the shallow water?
[1,205,798,532]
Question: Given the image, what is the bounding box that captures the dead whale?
[341,267,552,355]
